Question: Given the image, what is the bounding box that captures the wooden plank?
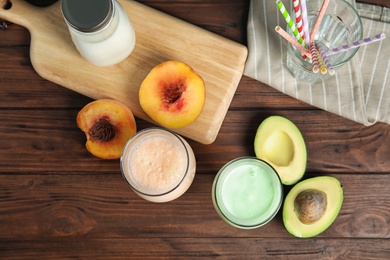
[0,47,93,108]
[0,237,389,259]
[0,23,30,46]
[219,110,390,173]
[136,0,249,44]
[232,76,311,109]
[0,109,389,173]
[0,0,248,144]
[0,173,389,240]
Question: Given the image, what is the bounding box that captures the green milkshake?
[212,157,283,229]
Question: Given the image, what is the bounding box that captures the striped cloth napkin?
[244,0,389,125]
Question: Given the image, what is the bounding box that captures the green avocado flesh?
[283,176,344,238]
[254,116,307,185]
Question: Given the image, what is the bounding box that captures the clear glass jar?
[286,0,363,83]
[212,157,283,229]
[120,128,196,203]
[61,0,136,66]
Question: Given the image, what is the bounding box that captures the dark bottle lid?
[61,0,113,33]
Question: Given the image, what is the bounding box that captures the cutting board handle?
[0,0,51,30]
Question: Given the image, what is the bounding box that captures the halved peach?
[139,61,206,128]
[77,99,137,159]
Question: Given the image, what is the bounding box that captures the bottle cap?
[61,0,113,33]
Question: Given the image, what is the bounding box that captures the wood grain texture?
[0,0,389,259]
[135,0,250,44]
[0,174,389,240]
[0,238,388,259]
[0,0,248,144]
[0,109,389,174]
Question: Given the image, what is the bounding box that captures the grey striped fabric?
[244,0,389,125]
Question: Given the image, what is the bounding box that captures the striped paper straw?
[316,41,335,75]
[324,33,387,56]
[310,0,330,44]
[310,44,319,73]
[292,0,304,39]
[275,26,312,58]
[275,0,306,47]
[300,0,311,48]
[317,51,328,74]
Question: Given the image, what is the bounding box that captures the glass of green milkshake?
[212,157,283,229]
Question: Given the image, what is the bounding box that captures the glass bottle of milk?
[61,0,136,66]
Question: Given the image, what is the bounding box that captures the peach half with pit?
[139,61,206,128]
[77,99,137,159]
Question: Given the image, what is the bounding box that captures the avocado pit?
[89,118,116,142]
[294,189,327,224]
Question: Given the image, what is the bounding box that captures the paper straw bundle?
[275,0,387,75]
[276,0,306,47]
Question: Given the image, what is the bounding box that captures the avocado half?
[254,116,307,185]
[283,176,344,238]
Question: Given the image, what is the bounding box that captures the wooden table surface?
[1,0,389,259]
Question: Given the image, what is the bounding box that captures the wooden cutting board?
[0,0,248,144]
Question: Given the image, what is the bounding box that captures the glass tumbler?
[212,157,283,229]
[286,0,363,83]
[120,128,196,203]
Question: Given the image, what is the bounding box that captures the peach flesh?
[139,61,205,129]
[161,81,186,111]
[77,99,137,159]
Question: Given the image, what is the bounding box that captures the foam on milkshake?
[121,128,196,203]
